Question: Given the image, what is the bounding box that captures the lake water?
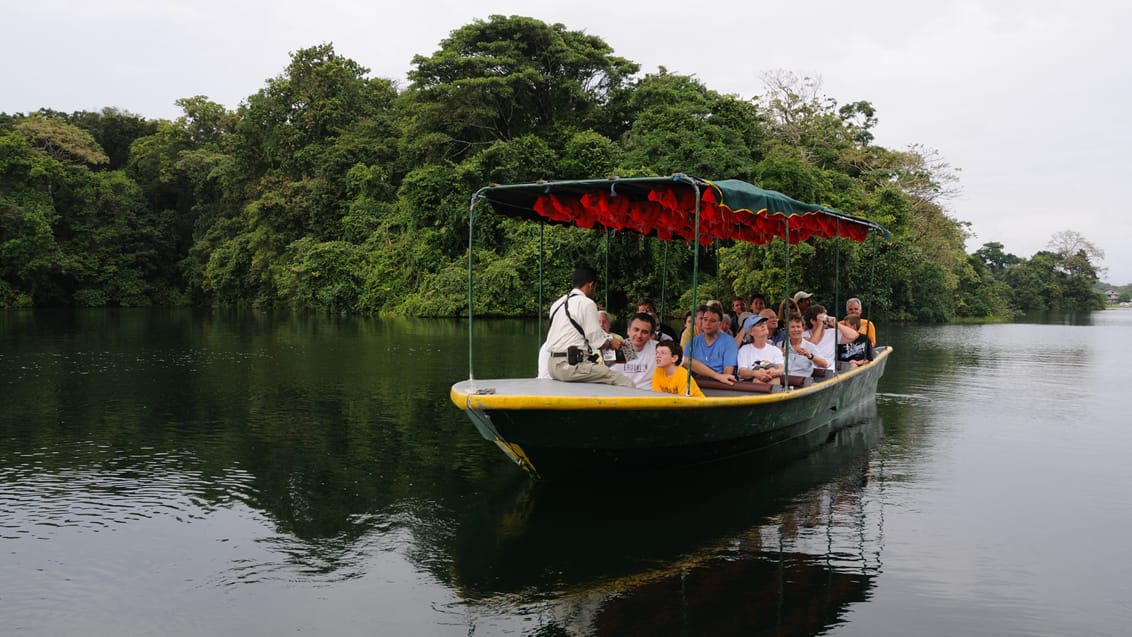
[2,308,1130,636]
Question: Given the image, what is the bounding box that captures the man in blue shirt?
[685,306,738,385]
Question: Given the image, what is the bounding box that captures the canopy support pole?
[834,219,841,375]
[603,229,611,311]
[686,180,703,397]
[784,225,792,389]
[835,219,841,323]
[466,190,485,385]
[660,240,669,326]
[714,239,720,296]
[538,221,545,342]
[869,230,878,332]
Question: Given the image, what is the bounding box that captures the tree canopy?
[0,16,1110,320]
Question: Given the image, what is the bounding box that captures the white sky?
[4,0,1130,283]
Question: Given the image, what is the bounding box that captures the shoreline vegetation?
[0,16,1112,321]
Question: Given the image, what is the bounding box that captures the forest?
[0,15,1108,321]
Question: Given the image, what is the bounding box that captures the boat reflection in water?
[450,399,885,636]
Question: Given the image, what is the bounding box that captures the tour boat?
[450,175,891,479]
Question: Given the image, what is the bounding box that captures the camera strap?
[550,292,591,351]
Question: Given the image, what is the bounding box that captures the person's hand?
[717,372,735,385]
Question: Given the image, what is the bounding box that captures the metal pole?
[835,219,841,325]
[467,193,480,384]
[869,230,877,338]
[538,221,545,342]
[686,179,702,397]
[604,228,610,311]
[834,219,841,375]
[783,222,791,388]
[660,240,669,325]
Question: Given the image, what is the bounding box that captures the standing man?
[841,297,876,345]
[685,305,738,385]
[545,266,635,387]
[610,313,659,389]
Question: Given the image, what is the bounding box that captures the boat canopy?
[475,174,890,245]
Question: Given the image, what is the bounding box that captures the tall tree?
[620,70,764,179]
[404,15,638,163]
[65,108,157,170]
[203,44,400,308]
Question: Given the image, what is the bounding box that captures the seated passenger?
[778,297,801,330]
[841,297,877,346]
[735,306,784,348]
[729,296,747,334]
[597,310,621,340]
[685,306,738,385]
[763,308,786,347]
[836,315,874,368]
[783,314,829,379]
[544,265,634,388]
[597,310,624,365]
[609,313,659,389]
[736,315,785,384]
[802,304,859,372]
[793,291,815,316]
[680,305,706,349]
[749,293,768,314]
[636,297,677,341]
[652,341,705,397]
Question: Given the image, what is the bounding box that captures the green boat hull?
[455,348,889,479]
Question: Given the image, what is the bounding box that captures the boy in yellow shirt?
[651,341,705,397]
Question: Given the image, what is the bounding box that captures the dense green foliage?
[0,16,1109,320]
[967,235,1105,314]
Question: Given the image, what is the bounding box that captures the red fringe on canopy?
[529,185,868,245]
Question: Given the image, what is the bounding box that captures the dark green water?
[2,309,1130,636]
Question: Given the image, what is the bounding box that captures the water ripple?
[0,443,260,538]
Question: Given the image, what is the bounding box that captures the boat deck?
[453,378,654,399]
[451,347,890,412]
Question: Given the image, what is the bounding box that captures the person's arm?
[736,346,753,379]
[768,347,785,378]
[809,345,828,369]
[579,297,623,350]
[835,322,859,344]
[688,358,735,385]
[791,342,824,368]
[757,363,784,381]
[722,340,739,382]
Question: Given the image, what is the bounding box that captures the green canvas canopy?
[475,174,890,245]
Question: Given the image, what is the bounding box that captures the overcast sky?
[5,0,1130,282]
